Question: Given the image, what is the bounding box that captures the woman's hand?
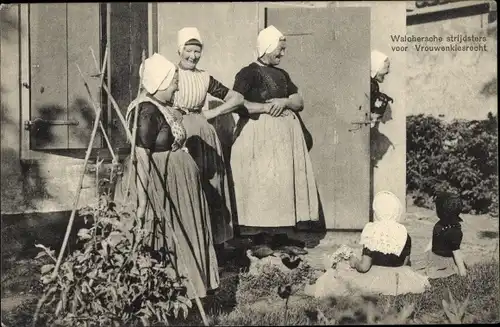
[202,109,219,121]
[266,98,288,117]
[453,250,467,277]
[349,256,359,269]
[350,254,372,273]
[203,90,244,121]
[137,204,146,220]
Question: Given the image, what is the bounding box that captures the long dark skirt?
[183,112,234,245]
[114,150,219,299]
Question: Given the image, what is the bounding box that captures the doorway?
[265,6,371,230]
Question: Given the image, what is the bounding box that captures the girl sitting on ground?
[305,191,430,298]
[414,191,467,278]
[349,192,411,273]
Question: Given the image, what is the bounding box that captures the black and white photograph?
[1,1,498,326]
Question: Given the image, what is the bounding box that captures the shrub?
[34,195,192,326]
[406,113,498,215]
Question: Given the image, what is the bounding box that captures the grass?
[1,222,499,326]
[212,260,500,326]
[1,252,499,326]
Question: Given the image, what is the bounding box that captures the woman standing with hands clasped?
[230,25,319,236]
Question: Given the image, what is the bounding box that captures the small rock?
[278,245,308,256]
[251,245,274,259]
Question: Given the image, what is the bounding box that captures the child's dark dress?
[414,222,464,279]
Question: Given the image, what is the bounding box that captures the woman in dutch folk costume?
[345,191,430,295]
[230,25,320,235]
[305,192,430,298]
[114,53,219,299]
[174,27,244,252]
[369,50,393,127]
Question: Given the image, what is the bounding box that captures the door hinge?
[24,118,79,131]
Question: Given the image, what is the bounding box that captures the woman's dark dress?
[414,222,464,279]
[363,234,412,267]
[114,101,219,299]
[230,62,319,230]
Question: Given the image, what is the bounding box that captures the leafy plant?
[407,113,498,215]
[34,195,192,326]
[442,288,470,323]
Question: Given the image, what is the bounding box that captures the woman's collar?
[146,93,172,107]
[256,58,273,67]
[177,62,196,71]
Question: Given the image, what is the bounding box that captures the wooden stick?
[89,47,131,142]
[50,45,109,280]
[102,87,210,327]
[89,46,98,70]
[125,49,146,197]
[102,84,132,140]
[96,156,100,198]
[75,60,116,163]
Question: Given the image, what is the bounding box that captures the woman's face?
[178,44,202,70]
[157,70,179,102]
[265,40,286,66]
[375,59,390,83]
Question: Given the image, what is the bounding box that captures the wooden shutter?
[28,4,102,150]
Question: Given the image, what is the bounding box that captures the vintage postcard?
[1,1,498,326]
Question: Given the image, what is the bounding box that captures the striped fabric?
[173,68,210,112]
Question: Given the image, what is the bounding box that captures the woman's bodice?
[173,68,211,112]
[132,102,187,152]
[363,234,412,267]
[233,62,298,104]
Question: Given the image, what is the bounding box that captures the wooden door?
[29,4,102,150]
[266,7,371,229]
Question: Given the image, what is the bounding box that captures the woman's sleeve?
[362,246,374,257]
[401,234,412,258]
[283,70,299,96]
[207,76,230,100]
[233,67,254,98]
[134,103,159,150]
